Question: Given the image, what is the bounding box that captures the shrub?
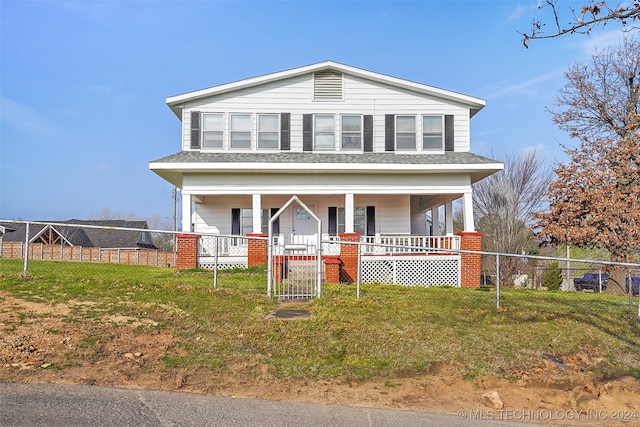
[542,262,563,291]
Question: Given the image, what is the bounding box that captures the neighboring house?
[0,220,157,250]
[150,61,502,244]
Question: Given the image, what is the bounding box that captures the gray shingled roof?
[150,151,501,165]
[0,220,157,249]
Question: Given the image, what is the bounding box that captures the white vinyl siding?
[182,74,471,152]
[193,194,413,236]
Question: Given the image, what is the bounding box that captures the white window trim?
[340,114,363,152]
[257,113,280,151]
[421,114,445,152]
[395,115,416,151]
[314,114,336,151]
[201,112,225,151]
[230,113,252,150]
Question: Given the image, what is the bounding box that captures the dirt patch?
[1,291,638,424]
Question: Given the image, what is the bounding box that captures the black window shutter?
[328,207,337,236]
[363,115,373,152]
[231,209,240,235]
[444,115,454,151]
[366,206,376,236]
[280,113,290,151]
[190,111,201,149]
[385,114,395,151]
[270,208,280,235]
[303,114,313,151]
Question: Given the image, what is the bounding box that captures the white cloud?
[96,162,110,172]
[0,97,61,137]
[508,2,542,22]
[486,69,563,99]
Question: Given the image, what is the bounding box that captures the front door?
[292,205,316,245]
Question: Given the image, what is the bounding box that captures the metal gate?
[267,196,322,300]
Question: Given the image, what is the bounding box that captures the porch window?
[261,208,280,235]
[258,114,279,149]
[328,206,375,236]
[232,208,280,235]
[202,113,223,149]
[314,115,334,150]
[396,116,416,150]
[341,115,362,150]
[231,208,253,235]
[422,115,444,150]
[230,114,251,149]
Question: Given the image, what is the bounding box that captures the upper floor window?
[202,113,223,149]
[258,114,279,150]
[396,115,416,150]
[314,115,334,150]
[341,115,362,150]
[230,114,251,149]
[422,115,443,150]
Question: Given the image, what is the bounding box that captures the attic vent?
[314,71,342,100]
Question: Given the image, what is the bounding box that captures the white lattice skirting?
[360,255,461,287]
[198,256,247,270]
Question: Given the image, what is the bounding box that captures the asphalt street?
[0,382,540,426]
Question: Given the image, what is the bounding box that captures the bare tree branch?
[521,0,640,48]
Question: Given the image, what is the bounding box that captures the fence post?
[356,241,361,299]
[496,255,500,310]
[213,236,219,288]
[23,222,30,277]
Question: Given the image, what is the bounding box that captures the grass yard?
[1,258,639,415]
[1,258,638,381]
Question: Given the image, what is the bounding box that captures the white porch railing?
[359,235,460,254]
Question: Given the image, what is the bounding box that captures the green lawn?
[1,258,638,382]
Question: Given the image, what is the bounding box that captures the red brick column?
[246,233,268,267]
[176,234,199,270]
[458,231,483,288]
[339,232,360,284]
[323,256,342,284]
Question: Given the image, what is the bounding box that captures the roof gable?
[166,61,486,118]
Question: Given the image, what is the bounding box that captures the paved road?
[0,382,541,426]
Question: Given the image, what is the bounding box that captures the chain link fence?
[0,220,177,273]
[1,220,639,315]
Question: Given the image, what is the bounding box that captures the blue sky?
[0,0,629,226]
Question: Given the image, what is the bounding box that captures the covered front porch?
[181,192,476,242]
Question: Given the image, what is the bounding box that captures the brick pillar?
[339,232,360,284]
[458,231,483,288]
[176,234,199,270]
[246,233,267,267]
[323,256,342,284]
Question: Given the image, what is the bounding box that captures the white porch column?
[252,194,262,234]
[462,191,475,232]
[181,193,193,232]
[345,193,355,233]
[445,201,454,235]
[431,206,441,236]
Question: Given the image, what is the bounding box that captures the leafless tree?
[474,149,553,284]
[521,0,640,48]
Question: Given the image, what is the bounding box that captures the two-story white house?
[149,61,502,286]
